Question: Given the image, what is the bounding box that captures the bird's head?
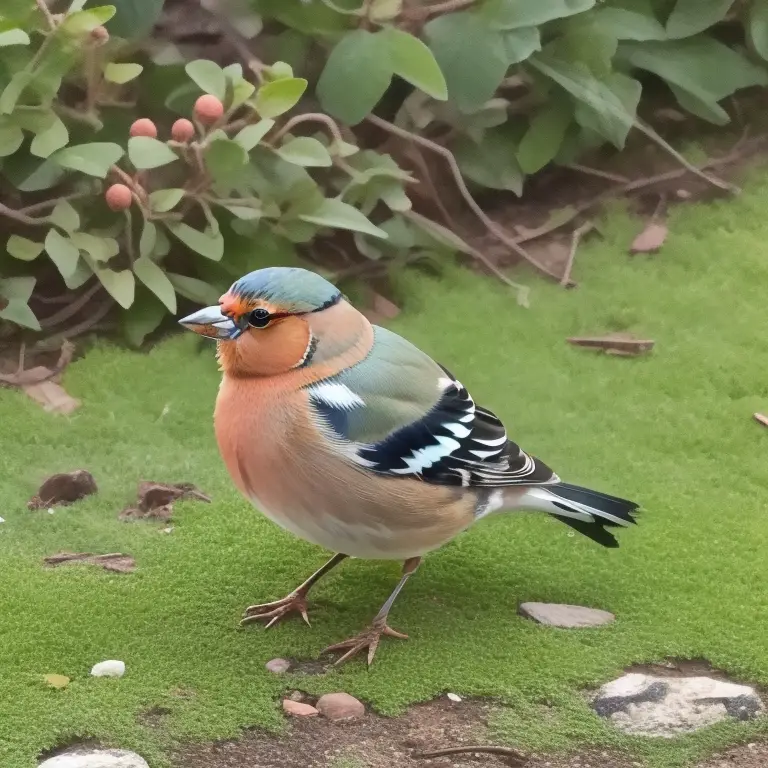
[179,267,361,377]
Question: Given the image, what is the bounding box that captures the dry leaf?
[44,552,136,573]
[754,413,768,428]
[28,470,97,510]
[23,380,81,414]
[630,222,668,255]
[119,481,211,522]
[44,674,70,689]
[567,333,655,357]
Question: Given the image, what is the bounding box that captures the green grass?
[2,175,768,768]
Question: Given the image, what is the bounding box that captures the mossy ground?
[1,174,768,768]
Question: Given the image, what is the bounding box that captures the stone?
[316,692,365,721]
[282,699,319,717]
[265,658,291,674]
[518,602,615,628]
[446,693,462,703]
[90,660,126,678]
[39,748,148,768]
[592,673,764,737]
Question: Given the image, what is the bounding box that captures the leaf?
[7,235,43,261]
[94,266,135,308]
[665,0,734,39]
[50,200,80,232]
[62,260,93,290]
[44,674,70,689]
[0,28,30,46]
[585,4,667,41]
[480,0,596,29]
[407,210,473,254]
[44,229,80,278]
[276,136,333,167]
[122,288,166,347]
[149,188,184,212]
[425,13,509,113]
[750,0,768,62]
[185,59,227,100]
[0,276,40,329]
[381,28,447,101]
[0,72,32,114]
[630,221,668,254]
[30,115,69,158]
[70,232,119,262]
[167,273,220,304]
[167,223,224,260]
[454,126,524,194]
[139,221,157,258]
[133,256,176,312]
[517,100,572,173]
[0,300,40,330]
[105,0,164,38]
[369,0,401,21]
[317,30,392,125]
[104,62,143,84]
[0,123,23,157]
[299,198,388,238]
[52,142,124,178]
[128,136,178,170]
[501,26,542,64]
[61,6,116,34]
[205,138,248,184]
[224,205,261,220]
[253,77,308,118]
[234,119,275,151]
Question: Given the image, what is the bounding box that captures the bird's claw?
[322,621,408,666]
[240,592,311,628]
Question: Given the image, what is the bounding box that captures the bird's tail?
[519,483,639,548]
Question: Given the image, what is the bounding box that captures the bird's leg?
[323,556,421,666]
[241,553,348,629]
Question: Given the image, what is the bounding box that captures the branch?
[422,0,475,15]
[560,221,594,287]
[273,112,345,145]
[39,281,103,330]
[0,202,49,226]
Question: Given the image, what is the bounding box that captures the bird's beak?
[178,306,244,340]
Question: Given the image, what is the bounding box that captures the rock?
[39,748,148,768]
[0,516,5,523]
[265,658,291,674]
[592,673,764,737]
[90,660,126,678]
[519,602,615,628]
[282,699,319,717]
[446,692,462,702]
[316,692,365,721]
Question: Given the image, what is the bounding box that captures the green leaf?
[0,275,35,302]
[133,256,176,312]
[381,28,447,101]
[517,100,572,173]
[226,65,257,108]
[454,127,524,194]
[50,200,80,232]
[665,0,733,39]
[0,27,30,46]
[0,281,40,329]
[299,198,388,238]
[122,288,166,347]
[167,223,224,260]
[7,235,43,261]
[61,6,116,34]
[167,272,220,304]
[224,205,261,220]
[205,138,248,184]
[0,72,32,115]
[0,123,23,157]
[185,59,227,100]
[501,27,541,65]
[253,77,307,118]
[52,142,124,178]
[369,0,401,22]
[106,0,164,39]
[70,232,119,262]
[750,0,768,62]
[331,140,359,157]
[104,62,143,84]
[139,221,157,258]
[317,29,392,125]
[44,229,80,278]
[480,0,596,29]
[62,260,93,290]
[583,4,667,41]
[234,119,275,151]
[128,136,178,169]
[94,266,135,309]
[30,115,68,158]
[149,188,184,212]
[407,210,473,254]
[276,136,333,167]
[425,14,509,113]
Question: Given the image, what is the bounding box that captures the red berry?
[90,26,109,43]
[105,184,132,211]
[171,118,195,142]
[194,94,224,126]
[129,118,158,139]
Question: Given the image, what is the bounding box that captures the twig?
[35,0,57,31]
[565,163,630,184]
[560,221,593,287]
[21,193,90,216]
[404,144,454,227]
[273,112,345,145]
[33,299,113,351]
[39,282,102,330]
[0,339,75,387]
[367,114,564,282]
[199,0,265,80]
[413,744,526,763]
[0,202,48,226]
[423,0,476,15]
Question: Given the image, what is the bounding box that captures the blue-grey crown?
[230,267,341,314]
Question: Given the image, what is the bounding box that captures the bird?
[179,267,639,665]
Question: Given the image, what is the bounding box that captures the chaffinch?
[180,267,638,664]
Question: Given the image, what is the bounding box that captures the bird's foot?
[240,591,311,629]
[322,620,408,666]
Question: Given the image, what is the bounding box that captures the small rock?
[48,508,55,515]
[90,660,126,678]
[288,690,304,702]
[265,658,291,674]
[519,602,615,628]
[316,692,365,721]
[161,527,174,534]
[630,221,668,255]
[0,516,5,523]
[39,748,148,768]
[446,692,462,702]
[282,699,319,717]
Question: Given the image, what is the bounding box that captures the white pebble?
[90,660,125,678]
[161,527,174,534]
[446,692,462,702]
[48,508,56,514]
[0,516,5,523]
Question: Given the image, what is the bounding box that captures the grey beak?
[178,306,242,340]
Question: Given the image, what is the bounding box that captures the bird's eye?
[248,307,271,328]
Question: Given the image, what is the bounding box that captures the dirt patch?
[43,552,136,573]
[696,741,768,768]
[119,481,211,522]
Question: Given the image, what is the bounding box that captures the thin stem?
[423,0,475,15]
[36,0,57,31]
[123,209,135,265]
[414,745,525,762]
[319,0,365,15]
[560,221,593,288]
[273,112,345,145]
[0,202,49,226]
[39,282,102,330]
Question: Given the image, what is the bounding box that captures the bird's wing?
[305,326,557,487]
